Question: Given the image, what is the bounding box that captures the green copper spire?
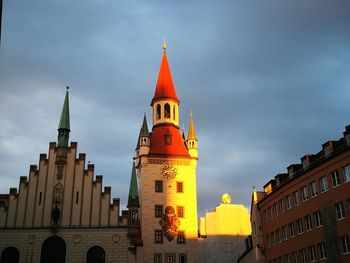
[127,162,140,208]
[57,87,70,147]
[140,113,149,137]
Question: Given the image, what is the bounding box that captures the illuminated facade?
[133,44,199,263]
[239,125,350,263]
[198,194,251,263]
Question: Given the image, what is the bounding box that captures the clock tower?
[134,43,199,263]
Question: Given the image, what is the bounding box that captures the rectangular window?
[319,176,328,193]
[154,253,163,263]
[155,180,163,193]
[340,236,350,254]
[281,225,287,241]
[177,231,185,244]
[292,191,299,206]
[304,215,312,231]
[177,206,184,218]
[155,205,163,218]
[300,186,308,202]
[318,242,327,259]
[176,182,183,193]
[296,219,303,235]
[308,246,316,262]
[275,229,281,243]
[283,254,290,263]
[314,211,322,227]
[155,230,163,243]
[38,191,42,205]
[278,199,284,214]
[273,203,278,217]
[309,181,318,197]
[268,207,272,220]
[335,202,345,220]
[299,249,306,263]
[270,232,275,246]
[179,253,187,263]
[331,170,340,187]
[343,164,350,183]
[289,222,295,238]
[291,251,298,263]
[285,195,291,210]
[165,254,176,263]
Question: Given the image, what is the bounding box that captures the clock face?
[161,163,177,180]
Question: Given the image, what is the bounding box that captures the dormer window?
[164,129,172,145]
[156,104,161,120]
[164,103,171,119]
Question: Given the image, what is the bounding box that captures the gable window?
[343,164,350,183]
[176,182,183,193]
[155,180,163,193]
[331,170,340,187]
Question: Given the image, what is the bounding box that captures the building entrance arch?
[40,236,66,263]
[86,246,106,263]
[0,246,20,263]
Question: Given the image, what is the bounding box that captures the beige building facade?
[0,89,131,262]
[198,194,251,263]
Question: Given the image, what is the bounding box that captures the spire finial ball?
[222,193,231,204]
[163,38,167,50]
[66,86,69,90]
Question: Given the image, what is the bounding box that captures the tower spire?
[140,112,149,137]
[57,87,70,147]
[127,162,140,208]
[187,111,197,141]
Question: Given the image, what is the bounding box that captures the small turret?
[187,111,198,159]
[57,87,70,147]
[139,113,150,156]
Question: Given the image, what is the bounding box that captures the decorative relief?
[73,235,81,244]
[112,234,120,243]
[53,183,63,204]
[27,235,35,244]
[159,206,180,241]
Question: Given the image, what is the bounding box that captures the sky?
[1,1,350,217]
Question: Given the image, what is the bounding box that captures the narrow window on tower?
[164,103,170,118]
[155,230,163,243]
[155,180,163,193]
[177,231,186,244]
[38,192,42,205]
[176,182,183,193]
[76,191,79,204]
[164,129,172,145]
[155,205,163,217]
[177,206,184,218]
[154,253,163,263]
[156,104,161,120]
[173,105,176,121]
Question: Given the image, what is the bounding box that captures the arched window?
[156,104,161,120]
[173,106,176,120]
[1,247,20,263]
[40,236,66,263]
[164,103,170,119]
[86,246,106,263]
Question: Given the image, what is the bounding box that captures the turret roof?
[187,112,197,141]
[58,87,70,130]
[127,162,140,208]
[151,48,179,106]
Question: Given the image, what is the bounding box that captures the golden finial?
[222,193,231,204]
[163,38,167,50]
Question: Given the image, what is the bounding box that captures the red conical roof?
[151,50,180,106]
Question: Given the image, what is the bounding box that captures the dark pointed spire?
[57,87,70,147]
[127,162,140,208]
[140,112,149,137]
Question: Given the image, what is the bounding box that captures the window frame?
[319,176,328,193]
[155,205,163,218]
[155,180,163,193]
[154,230,163,244]
[331,170,340,187]
[343,164,350,183]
